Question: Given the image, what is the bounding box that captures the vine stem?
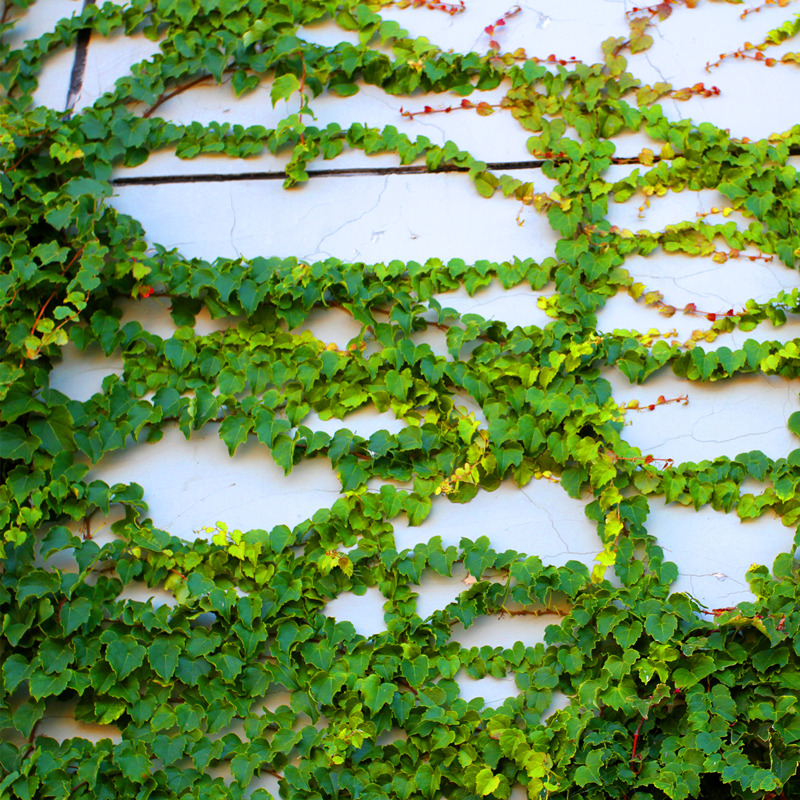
[630,714,645,766]
[21,721,40,761]
[499,605,569,618]
[29,245,84,322]
[19,246,86,364]
[9,129,52,172]
[298,56,307,145]
[143,73,214,118]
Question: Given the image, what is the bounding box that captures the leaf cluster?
[3,1,800,799]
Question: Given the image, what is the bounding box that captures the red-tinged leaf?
[490,40,500,49]
[684,302,697,314]
[140,285,154,298]
[647,404,655,411]
[726,309,734,316]
[644,455,654,464]
[706,313,717,321]
[461,99,472,108]
[495,18,505,26]
[475,102,494,116]
[485,25,494,33]
[424,106,433,113]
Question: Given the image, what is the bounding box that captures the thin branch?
[143,73,213,118]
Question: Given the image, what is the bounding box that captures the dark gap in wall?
[64,0,96,113]
[112,161,540,185]
[110,156,665,186]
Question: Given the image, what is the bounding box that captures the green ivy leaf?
[474,171,498,198]
[29,669,71,700]
[271,73,301,106]
[60,596,92,635]
[644,613,677,643]
[3,655,33,693]
[164,337,196,371]
[401,655,429,688]
[475,768,501,796]
[219,414,254,455]
[148,639,181,681]
[405,494,432,526]
[107,637,146,679]
[743,191,775,219]
[0,425,41,461]
[361,674,396,712]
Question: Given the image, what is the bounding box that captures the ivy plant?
[3,1,800,799]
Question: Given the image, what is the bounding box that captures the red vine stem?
[624,395,688,412]
[400,98,504,119]
[706,48,795,72]
[606,449,674,469]
[626,0,680,20]
[483,5,522,50]
[740,0,792,17]
[630,714,645,764]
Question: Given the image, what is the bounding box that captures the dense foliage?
[4,0,800,798]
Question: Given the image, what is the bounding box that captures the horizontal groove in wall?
[111,156,660,186]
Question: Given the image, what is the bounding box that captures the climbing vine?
[4,1,800,798]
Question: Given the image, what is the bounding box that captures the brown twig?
[143,73,213,118]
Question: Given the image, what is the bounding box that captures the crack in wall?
[310,176,390,259]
